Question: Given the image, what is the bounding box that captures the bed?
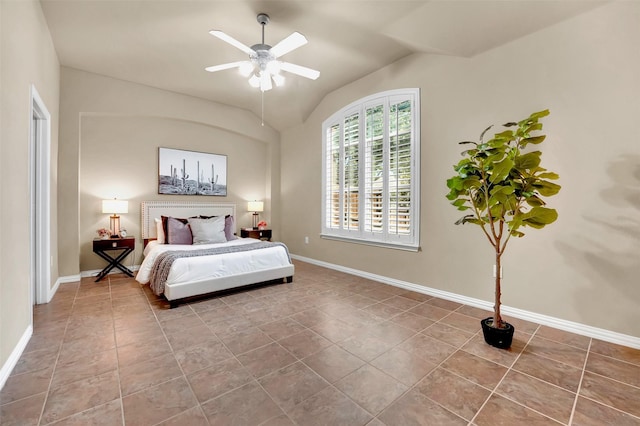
[136,201,294,307]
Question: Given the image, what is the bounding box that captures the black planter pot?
[481,317,514,349]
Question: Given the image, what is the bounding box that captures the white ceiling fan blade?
[280,62,320,80]
[209,30,255,55]
[269,32,308,58]
[205,61,247,73]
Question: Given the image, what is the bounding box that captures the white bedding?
[136,238,292,288]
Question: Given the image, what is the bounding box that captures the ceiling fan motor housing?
[257,13,270,26]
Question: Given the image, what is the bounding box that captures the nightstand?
[92,237,135,282]
[241,228,272,241]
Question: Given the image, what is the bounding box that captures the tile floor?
[1,260,640,425]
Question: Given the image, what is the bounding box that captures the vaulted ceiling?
[40,0,604,131]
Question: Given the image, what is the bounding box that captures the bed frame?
[140,201,294,307]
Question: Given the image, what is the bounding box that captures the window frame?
[321,88,420,251]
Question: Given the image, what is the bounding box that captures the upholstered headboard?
[141,201,237,240]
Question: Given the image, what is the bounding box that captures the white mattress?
[136,238,292,287]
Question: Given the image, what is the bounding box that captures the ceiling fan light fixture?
[248,74,260,88]
[259,72,272,92]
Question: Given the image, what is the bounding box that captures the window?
[322,89,420,251]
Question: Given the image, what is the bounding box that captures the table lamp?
[247,201,264,229]
[102,199,128,238]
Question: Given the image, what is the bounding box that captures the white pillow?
[155,218,165,244]
[188,216,226,245]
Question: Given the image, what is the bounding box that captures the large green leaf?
[522,135,546,146]
[538,171,560,180]
[489,157,514,183]
[533,180,561,197]
[515,151,541,170]
[522,207,558,227]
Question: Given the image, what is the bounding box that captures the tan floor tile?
[536,325,591,350]
[378,388,467,425]
[371,347,436,387]
[164,324,218,350]
[288,386,372,426]
[572,396,640,426]
[496,370,576,423]
[259,361,329,412]
[398,333,457,364]
[0,367,53,405]
[201,381,284,425]
[220,327,274,355]
[11,347,59,376]
[474,394,559,425]
[174,339,234,375]
[42,370,120,424]
[408,303,452,321]
[513,351,583,392]
[259,318,307,340]
[423,322,476,348]
[525,335,588,369]
[441,350,508,390]
[278,329,333,359]
[586,352,640,388]
[336,365,407,415]
[380,295,421,311]
[580,371,640,418]
[0,392,46,426]
[119,352,183,396]
[236,342,297,378]
[187,357,253,403]
[590,339,640,366]
[50,348,117,389]
[116,334,172,367]
[339,332,397,362]
[155,406,209,426]
[122,377,198,425]
[47,399,122,425]
[416,368,490,420]
[425,297,463,311]
[303,344,365,384]
[440,311,482,334]
[389,311,434,332]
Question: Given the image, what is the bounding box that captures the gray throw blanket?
[149,241,291,296]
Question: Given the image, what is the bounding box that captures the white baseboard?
[80,264,140,279]
[0,325,32,391]
[291,254,640,350]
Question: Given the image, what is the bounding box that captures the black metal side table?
[92,237,135,282]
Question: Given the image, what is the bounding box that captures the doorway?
[30,85,51,306]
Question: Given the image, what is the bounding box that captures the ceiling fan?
[205,13,320,92]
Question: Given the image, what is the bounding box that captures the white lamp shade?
[102,199,128,214]
[247,201,264,213]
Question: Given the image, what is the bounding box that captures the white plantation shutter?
[343,112,360,231]
[322,89,420,251]
[365,104,384,234]
[325,124,340,229]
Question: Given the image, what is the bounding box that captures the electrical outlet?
[304,236,309,244]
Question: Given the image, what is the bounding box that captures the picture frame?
[158,147,227,196]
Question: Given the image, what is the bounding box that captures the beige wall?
[0,0,60,368]
[59,68,280,275]
[281,2,640,338]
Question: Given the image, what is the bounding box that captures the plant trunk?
[494,249,503,328]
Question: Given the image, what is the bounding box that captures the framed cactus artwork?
[158,147,227,196]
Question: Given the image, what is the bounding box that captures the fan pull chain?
[261,90,265,126]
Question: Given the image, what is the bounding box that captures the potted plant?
[445,110,561,349]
